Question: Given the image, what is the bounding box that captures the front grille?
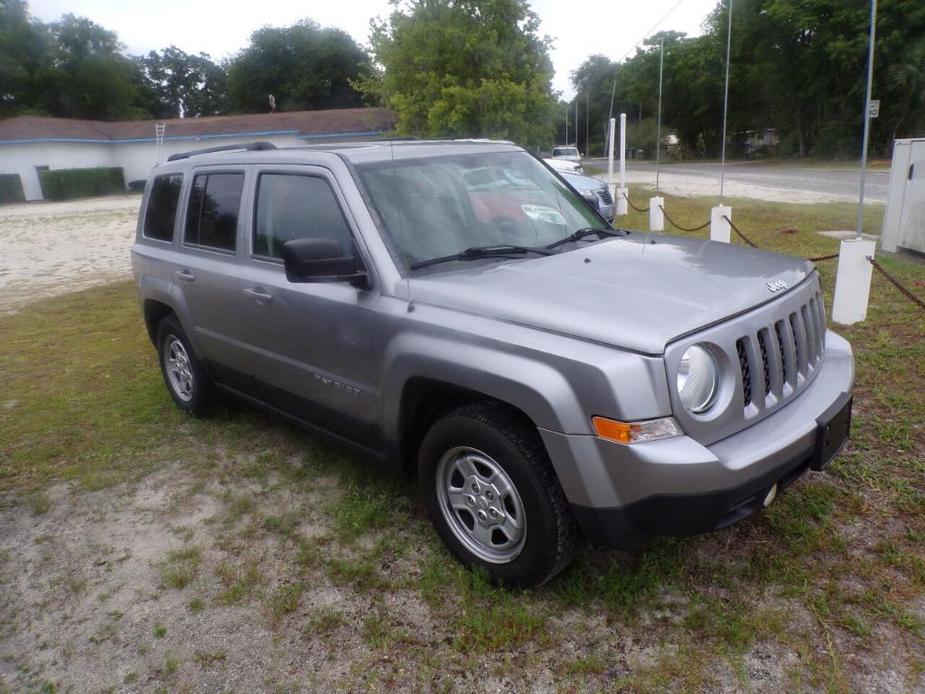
[735,291,826,414]
[596,187,614,205]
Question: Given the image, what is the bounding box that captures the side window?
[254,174,353,259]
[143,174,183,242]
[184,172,244,252]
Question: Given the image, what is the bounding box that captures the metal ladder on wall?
[154,123,166,166]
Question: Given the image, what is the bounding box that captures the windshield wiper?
[545,226,627,250]
[410,244,554,270]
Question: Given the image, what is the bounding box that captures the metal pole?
[656,38,664,193]
[608,118,615,180]
[586,91,589,157]
[620,113,627,189]
[856,0,878,239]
[720,0,733,200]
[565,102,568,145]
[575,98,578,147]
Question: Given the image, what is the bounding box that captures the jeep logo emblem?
[767,279,788,293]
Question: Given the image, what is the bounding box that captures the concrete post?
[616,187,628,216]
[649,197,664,232]
[832,238,877,325]
[710,205,732,243]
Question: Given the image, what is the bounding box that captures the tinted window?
[143,174,183,241]
[254,174,353,259]
[184,173,243,251]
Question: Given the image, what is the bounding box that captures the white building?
[0,107,392,201]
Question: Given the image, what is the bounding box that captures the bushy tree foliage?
[573,0,925,158]
[225,21,369,113]
[137,47,227,118]
[361,0,557,148]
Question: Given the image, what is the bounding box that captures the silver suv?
[131,140,854,587]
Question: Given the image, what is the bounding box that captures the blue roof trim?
[0,127,383,146]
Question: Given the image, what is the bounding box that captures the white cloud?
[30,0,718,99]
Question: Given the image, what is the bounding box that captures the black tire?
[418,401,576,587]
[156,314,211,417]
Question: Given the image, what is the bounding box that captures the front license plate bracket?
[811,393,852,471]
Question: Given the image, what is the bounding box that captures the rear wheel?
[418,402,575,587]
[156,315,211,416]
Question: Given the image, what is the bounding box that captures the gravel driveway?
[0,195,140,314]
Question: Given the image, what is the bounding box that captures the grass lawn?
[1,189,923,691]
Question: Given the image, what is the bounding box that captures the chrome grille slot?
[736,338,752,407]
[596,187,614,205]
[774,320,790,384]
[790,311,807,375]
[758,328,772,396]
[802,304,817,365]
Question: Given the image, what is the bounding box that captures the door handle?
[175,269,196,282]
[243,287,274,303]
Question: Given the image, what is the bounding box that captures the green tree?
[38,13,149,120]
[0,0,52,116]
[137,46,227,118]
[226,20,368,113]
[362,0,557,148]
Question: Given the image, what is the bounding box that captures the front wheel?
[418,402,576,587]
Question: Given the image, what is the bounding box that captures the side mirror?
[282,238,369,288]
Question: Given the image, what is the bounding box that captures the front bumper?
[539,330,854,548]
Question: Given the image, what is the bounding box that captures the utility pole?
[565,102,569,145]
[575,98,578,147]
[856,0,878,238]
[656,37,664,192]
[586,91,589,156]
[719,0,733,200]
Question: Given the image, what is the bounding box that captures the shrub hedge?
[39,167,125,201]
[0,173,25,204]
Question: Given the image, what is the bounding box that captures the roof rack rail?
[166,141,276,162]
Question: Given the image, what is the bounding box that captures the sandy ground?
[0,195,140,314]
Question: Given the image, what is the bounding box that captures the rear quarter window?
[143,174,183,242]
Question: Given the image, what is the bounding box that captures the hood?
[560,172,607,192]
[411,234,815,355]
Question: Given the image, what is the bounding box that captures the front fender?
[379,333,587,444]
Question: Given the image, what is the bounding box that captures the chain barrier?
[867,257,925,312]
[622,192,650,213]
[806,253,840,262]
[659,205,710,233]
[722,215,759,248]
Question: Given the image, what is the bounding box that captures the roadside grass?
[1,191,923,689]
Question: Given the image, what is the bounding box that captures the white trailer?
[881,137,925,254]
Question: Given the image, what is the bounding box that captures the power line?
[608,0,686,122]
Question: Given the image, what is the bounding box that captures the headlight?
[677,345,718,413]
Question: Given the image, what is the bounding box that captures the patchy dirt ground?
[0,195,139,314]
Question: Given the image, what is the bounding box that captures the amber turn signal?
[591,416,681,445]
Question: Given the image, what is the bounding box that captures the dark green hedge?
[39,167,125,201]
[0,173,25,204]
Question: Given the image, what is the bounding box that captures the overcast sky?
[29,0,718,100]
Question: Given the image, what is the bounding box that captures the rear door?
[236,165,383,447]
[174,166,251,376]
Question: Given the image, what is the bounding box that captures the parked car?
[551,145,581,162]
[132,140,854,587]
[558,170,614,222]
[543,157,584,175]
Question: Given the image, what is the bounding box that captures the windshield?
[355,151,604,269]
[552,147,579,157]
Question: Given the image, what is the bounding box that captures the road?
[583,159,889,204]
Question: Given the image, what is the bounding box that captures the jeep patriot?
[131,140,854,586]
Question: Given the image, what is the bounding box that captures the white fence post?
[649,197,664,231]
[710,205,732,243]
[832,238,876,325]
